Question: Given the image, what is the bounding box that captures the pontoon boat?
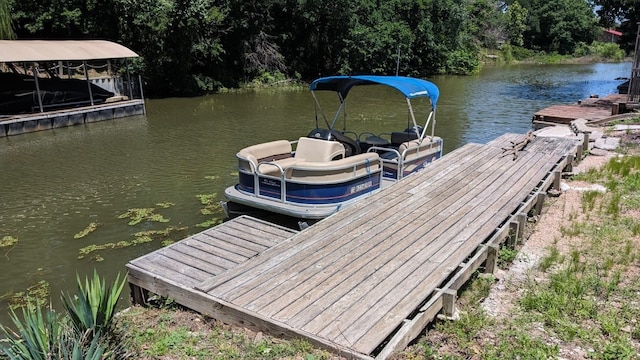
[223,75,443,221]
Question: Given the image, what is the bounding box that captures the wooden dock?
[532,93,628,127]
[127,133,580,359]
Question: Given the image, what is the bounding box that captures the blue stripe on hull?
[286,176,380,204]
[237,172,381,205]
[238,172,255,193]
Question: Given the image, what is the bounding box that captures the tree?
[505,1,527,47]
[281,0,355,78]
[539,0,597,54]
[1,0,15,39]
[9,0,119,39]
[340,0,415,75]
[467,0,507,49]
[116,0,226,95]
[516,0,597,54]
[411,0,478,74]
[595,0,640,53]
[220,0,287,83]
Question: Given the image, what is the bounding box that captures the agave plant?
[1,271,127,360]
[0,304,60,360]
[62,270,126,337]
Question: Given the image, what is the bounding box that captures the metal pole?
[33,63,44,113]
[84,61,94,106]
[138,75,146,114]
[395,46,401,76]
[126,58,134,98]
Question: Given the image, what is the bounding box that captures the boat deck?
[127,133,579,359]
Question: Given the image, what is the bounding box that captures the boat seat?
[307,128,361,156]
[256,157,300,176]
[294,137,345,162]
[379,137,433,161]
[399,140,422,162]
[237,140,293,172]
[390,130,419,147]
[286,152,381,183]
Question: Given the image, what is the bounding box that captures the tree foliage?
[3,0,612,95]
[505,1,527,47]
[595,0,640,53]
[467,0,506,49]
[0,0,15,39]
[510,0,598,54]
[116,0,226,95]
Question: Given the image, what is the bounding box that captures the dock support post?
[516,213,526,241]
[508,213,526,247]
[508,221,518,247]
[441,289,457,318]
[484,244,499,274]
[84,61,94,106]
[129,283,149,305]
[577,143,584,162]
[553,170,561,191]
[566,153,574,172]
[534,192,546,216]
[32,63,44,113]
[581,133,589,159]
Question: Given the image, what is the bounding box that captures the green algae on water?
[73,222,99,239]
[0,236,17,247]
[118,208,170,225]
[0,280,50,310]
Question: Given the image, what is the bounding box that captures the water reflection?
[0,62,632,324]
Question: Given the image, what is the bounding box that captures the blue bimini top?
[309,75,439,110]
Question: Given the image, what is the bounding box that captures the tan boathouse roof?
[0,40,139,63]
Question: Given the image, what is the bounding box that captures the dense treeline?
[2,0,638,96]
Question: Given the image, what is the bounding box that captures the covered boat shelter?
[0,40,145,137]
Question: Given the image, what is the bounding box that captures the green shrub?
[62,270,126,337]
[445,49,480,75]
[0,305,106,360]
[508,46,537,60]
[500,44,514,63]
[1,270,126,359]
[591,41,626,61]
[572,41,592,57]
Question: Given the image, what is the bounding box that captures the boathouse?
[0,40,145,137]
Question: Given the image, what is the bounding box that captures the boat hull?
[224,184,377,219]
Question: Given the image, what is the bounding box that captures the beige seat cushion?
[295,137,345,162]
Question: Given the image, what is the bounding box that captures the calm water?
[0,62,631,323]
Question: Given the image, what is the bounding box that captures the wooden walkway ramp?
[532,93,628,127]
[127,133,579,359]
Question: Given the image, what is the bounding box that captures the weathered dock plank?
[127,216,297,298]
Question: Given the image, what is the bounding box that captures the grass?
[114,306,333,360]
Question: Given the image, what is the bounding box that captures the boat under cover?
[0,72,114,115]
